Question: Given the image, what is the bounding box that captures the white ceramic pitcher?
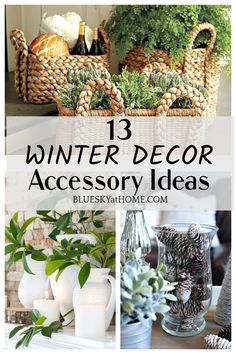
[18,256,47,308]
[73,268,116,332]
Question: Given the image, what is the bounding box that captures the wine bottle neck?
[79,22,86,36]
[93,27,98,40]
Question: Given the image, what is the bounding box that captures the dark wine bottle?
[89,27,102,55]
[73,21,88,55]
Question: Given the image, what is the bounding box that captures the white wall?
[6,5,119,73]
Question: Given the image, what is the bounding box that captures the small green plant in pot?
[120,249,177,349]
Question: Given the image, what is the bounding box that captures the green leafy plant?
[9,309,73,349]
[121,249,177,326]
[36,210,105,241]
[5,212,47,274]
[150,72,207,108]
[45,231,115,288]
[112,68,157,109]
[59,68,111,110]
[104,5,231,66]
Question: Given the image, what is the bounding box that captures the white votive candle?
[75,305,106,338]
[33,299,60,326]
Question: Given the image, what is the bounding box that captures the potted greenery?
[57,67,207,117]
[45,230,116,328]
[104,5,231,67]
[120,249,177,349]
[104,5,231,117]
[5,212,48,308]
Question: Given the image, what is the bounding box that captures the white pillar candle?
[33,299,60,326]
[75,305,106,338]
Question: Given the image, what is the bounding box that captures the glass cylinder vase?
[152,223,218,336]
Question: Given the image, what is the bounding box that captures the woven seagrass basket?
[57,77,206,117]
[9,27,110,104]
[122,23,221,117]
[57,78,207,152]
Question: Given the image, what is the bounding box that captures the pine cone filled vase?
[152,223,218,336]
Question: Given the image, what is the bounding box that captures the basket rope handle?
[9,29,29,102]
[9,28,28,52]
[156,85,206,116]
[186,23,216,55]
[75,77,124,116]
[184,23,216,85]
[98,27,110,56]
[141,62,170,79]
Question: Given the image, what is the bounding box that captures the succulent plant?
[120,248,177,326]
[59,67,112,110]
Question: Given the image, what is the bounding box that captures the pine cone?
[166,265,177,282]
[218,324,231,342]
[204,334,231,349]
[187,224,209,251]
[189,249,209,279]
[174,233,192,255]
[191,285,210,301]
[176,271,192,303]
[158,226,176,248]
[169,298,204,317]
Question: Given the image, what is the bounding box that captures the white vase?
[18,256,47,309]
[50,234,96,325]
[73,268,116,333]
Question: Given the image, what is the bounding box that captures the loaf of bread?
[29,33,69,57]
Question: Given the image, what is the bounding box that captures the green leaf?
[22,251,35,275]
[94,210,104,216]
[106,254,116,268]
[60,239,69,249]
[22,327,35,348]
[48,228,61,241]
[36,210,50,216]
[21,217,37,232]
[16,230,25,245]
[5,227,18,244]
[48,320,63,331]
[165,293,177,301]
[30,309,41,323]
[55,262,74,282]
[56,213,71,231]
[45,260,68,276]
[13,251,24,262]
[35,316,47,326]
[5,243,17,255]
[9,324,29,339]
[41,326,53,338]
[93,220,103,228]
[10,218,21,238]
[12,211,19,222]
[78,262,91,288]
[79,211,86,218]
[31,250,47,261]
[15,335,27,349]
[63,228,77,234]
[6,251,16,269]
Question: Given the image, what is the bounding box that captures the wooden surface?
[152,307,221,349]
[5,72,57,117]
